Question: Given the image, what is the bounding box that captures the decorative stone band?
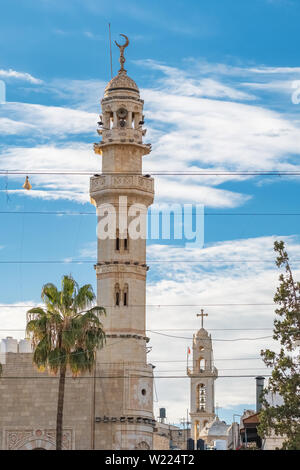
[95,416,156,427]
[90,173,154,194]
[187,369,218,378]
[95,261,149,268]
[105,333,150,343]
[102,96,144,104]
[95,265,149,281]
[94,141,151,156]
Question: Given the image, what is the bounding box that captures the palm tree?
[26,275,105,450]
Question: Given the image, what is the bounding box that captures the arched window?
[123,283,128,306]
[123,230,129,251]
[196,383,206,412]
[116,229,120,251]
[198,357,205,371]
[115,283,120,306]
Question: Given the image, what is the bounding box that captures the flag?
[188,347,191,355]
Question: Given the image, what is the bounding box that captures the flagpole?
[186,346,189,373]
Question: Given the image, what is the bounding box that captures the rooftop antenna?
[108,23,113,79]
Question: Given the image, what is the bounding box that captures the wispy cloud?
[0,102,98,138]
[0,69,42,84]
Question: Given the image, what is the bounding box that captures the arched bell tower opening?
[188,311,218,448]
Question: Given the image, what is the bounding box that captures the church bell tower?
[90,35,155,450]
[188,311,218,446]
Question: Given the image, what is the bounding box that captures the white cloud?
[0,69,42,84]
[142,86,300,174]
[140,60,255,101]
[0,102,97,137]
[42,78,105,112]
[0,143,99,203]
[0,117,36,135]
[0,142,250,206]
[154,177,250,207]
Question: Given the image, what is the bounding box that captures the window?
[123,283,128,306]
[124,236,128,250]
[115,283,120,306]
[198,357,205,371]
[116,229,120,251]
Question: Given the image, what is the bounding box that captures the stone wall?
[0,347,94,450]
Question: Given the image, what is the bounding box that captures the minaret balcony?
[90,173,154,197]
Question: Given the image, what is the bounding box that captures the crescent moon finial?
[114,34,130,73]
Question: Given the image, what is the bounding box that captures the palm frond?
[74,284,95,310]
[29,275,105,378]
[41,283,60,306]
[61,275,78,313]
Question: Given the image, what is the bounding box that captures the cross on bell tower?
[187,313,218,448]
[197,309,208,329]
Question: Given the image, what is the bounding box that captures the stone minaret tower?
[90,35,155,450]
[188,313,218,447]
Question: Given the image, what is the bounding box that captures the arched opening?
[109,112,114,129]
[123,229,129,251]
[115,283,120,306]
[198,356,205,371]
[116,229,120,251]
[123,283,128,307]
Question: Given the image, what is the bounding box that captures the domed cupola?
[95,34,151,157]
[104,70,140,98]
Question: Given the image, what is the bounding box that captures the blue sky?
[0,0,300,425]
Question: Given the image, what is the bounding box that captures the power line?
[149,331,273,341]
[0,259,298,264]
[0,358,267,367]
[0,327,273,331]
[0,375,272,379]
[0,303,276,307]
[1,170,300,176]
[0,210,299,216]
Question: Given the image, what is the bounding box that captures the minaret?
[188,311,218,447]
[90,35,155,450]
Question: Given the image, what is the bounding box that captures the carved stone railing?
[90,174,154,195]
